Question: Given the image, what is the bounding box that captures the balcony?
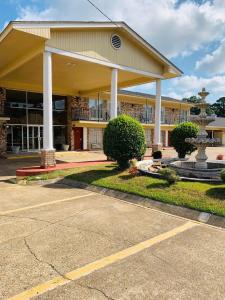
[162,113,189,125]
[72,108,189,125]
[72,108,110,122]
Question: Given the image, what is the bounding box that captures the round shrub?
[159,168,180,185]
[220,169,225,183]
[170,122,198,158]
[103,114,146,169]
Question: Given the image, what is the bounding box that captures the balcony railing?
[72,108,110,122]
[162,113,189,125]
[72,108,189,124]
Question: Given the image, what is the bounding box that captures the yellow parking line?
[9,221,197,300]
[0,193,95,215]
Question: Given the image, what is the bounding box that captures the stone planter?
[62,144,70,151]
[11,146,20,154]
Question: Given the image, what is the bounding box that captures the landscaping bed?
[27,163,225,217]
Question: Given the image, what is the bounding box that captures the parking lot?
[0,178,225,300]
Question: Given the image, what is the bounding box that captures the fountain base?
[170,161,225,180]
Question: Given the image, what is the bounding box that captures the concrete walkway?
[0,180,225,299]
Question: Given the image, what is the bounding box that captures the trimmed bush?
[152,150,162,159]
[159,168,180,185]
[170,122,198,158]
[220,169,225,183]
[103,114,146,169]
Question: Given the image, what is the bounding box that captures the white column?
[83,127,88,150]
[43,51,54,150]
[165,130,169,147]
[110,68,118,119]
[153,79,162,148]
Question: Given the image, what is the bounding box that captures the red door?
[74,127,83,150]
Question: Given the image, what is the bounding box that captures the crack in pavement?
[77,283,116,300]
[0,205,133,247]
[0,214,52,224]
[23,237,72,282]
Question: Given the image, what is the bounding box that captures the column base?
[41,149,56,168]
[152,144,162,154]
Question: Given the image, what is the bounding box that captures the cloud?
[168,74,225,101]
[15,0,225,58]
[196,39,225,74]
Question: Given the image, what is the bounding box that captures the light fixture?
[66,62,76,67]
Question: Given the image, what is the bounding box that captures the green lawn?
[29,164,225,217]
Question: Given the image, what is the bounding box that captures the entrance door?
[74,127,83,150]
[28,125,43,151]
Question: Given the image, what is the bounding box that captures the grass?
[28,164,225,217]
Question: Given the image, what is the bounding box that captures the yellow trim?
[9,222,196,300]
[72,121,176,130]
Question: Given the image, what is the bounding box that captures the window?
[144,105,153,123]
[181,110,188,122]
[89,99,107,121]
[161,107,165,123]
[89,128,103,149]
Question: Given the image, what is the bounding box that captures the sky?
[1,0,225,103]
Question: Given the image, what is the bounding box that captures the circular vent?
[111,34,122,50]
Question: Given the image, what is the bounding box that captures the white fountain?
[170,88,224,180]
[185,88,220,169]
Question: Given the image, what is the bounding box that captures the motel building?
[0,21,225,167]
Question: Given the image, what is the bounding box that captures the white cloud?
[168,75,225,101]
[15,0,225,58]
[196,39,225,74]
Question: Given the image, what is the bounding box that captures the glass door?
[28,125,43,152]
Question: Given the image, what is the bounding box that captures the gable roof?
[0,21,183,76]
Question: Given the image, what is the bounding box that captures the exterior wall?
[68,96,89,150]
[0,88,7,157]
[47,29,164,75]
[87,128,104,150]
[120,102,146,122]
[16,27,50,39]
[222,131,225,145]
[213,130,225,145]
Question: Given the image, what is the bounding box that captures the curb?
[21,177,225,230]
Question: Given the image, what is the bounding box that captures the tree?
[211,97,225,117]
[103,115,146,169]
[182,96,201,115]
[170,122,198,158]
[182,95,215,115]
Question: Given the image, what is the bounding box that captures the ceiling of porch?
[0,52,154,96]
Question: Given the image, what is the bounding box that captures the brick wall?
[120,102,145,122]
[0,88,6,116]
[0,88,7,158]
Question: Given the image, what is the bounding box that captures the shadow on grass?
[206,187,225,200]
[118,174,134,180]
[147,182,170,189]
[43,168,122,190]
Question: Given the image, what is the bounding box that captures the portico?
[0,21,182,167]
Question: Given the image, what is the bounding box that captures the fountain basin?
[170,161,225,180]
